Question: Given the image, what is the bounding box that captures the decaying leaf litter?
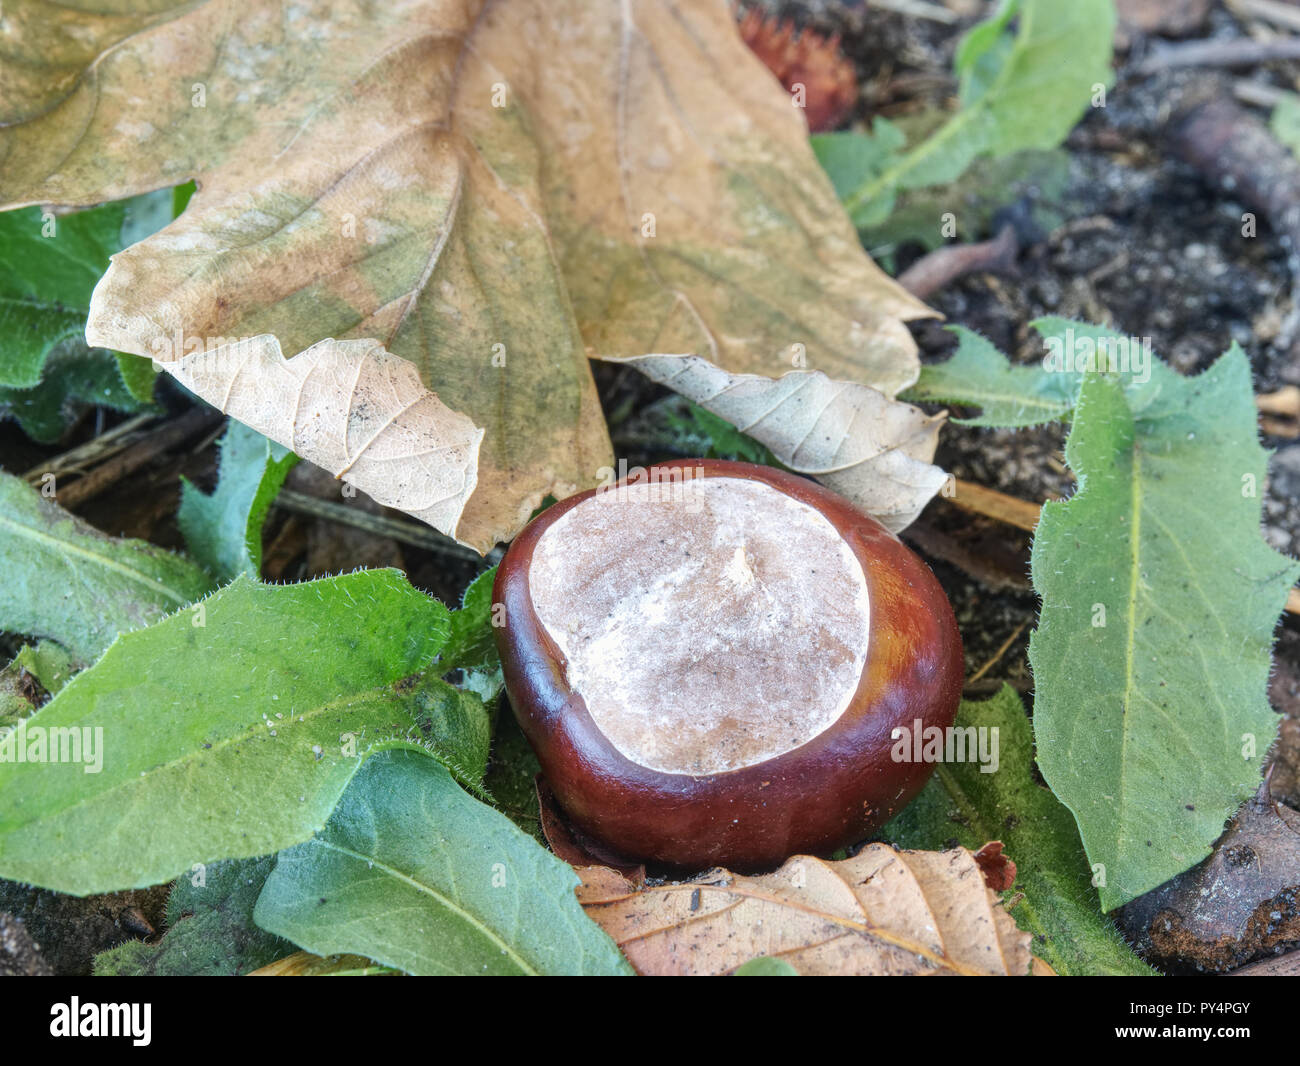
[0,0,1298,976]
[1,0,943,551]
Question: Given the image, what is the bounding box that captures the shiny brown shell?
[494,459,963,870]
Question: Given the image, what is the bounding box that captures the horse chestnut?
[493,459,962,870]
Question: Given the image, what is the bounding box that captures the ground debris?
[0,911,53,976]
[1117,784,1300,972]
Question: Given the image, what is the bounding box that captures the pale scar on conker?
[494,459,963,870]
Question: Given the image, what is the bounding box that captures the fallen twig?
[1227,0,1300,34]
[1233,79,1288,110]
[896,224,1019,299]
[1259,385,1300,437]
[868,0,960,25]
[1257,385,1300,418]
[22,412,155,484]
[1136,36,1300,74]
[273,488,499,565]
[967,618,1030,686]
[1167,95,1300,350]
[1227,947,1300,976]
[946,477,1043,533]
[961,676,1032,697]
[42,406,222,509]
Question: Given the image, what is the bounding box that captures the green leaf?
[7,642,76,700]
[857,148,1069,270]
[0,340,149,443]
[440,567,500,671]
[254,749,632,976]
[92,856,291,976]
[904,326,1077,426]
[734,956,799,976]
[19,642,76,695]
[884,687,1156,975]
[0,570,450,895]
[0,471,213,662]
[0,657,37,723]
[172,181,198,217]
[0,205,116,388]
[1,642,76,722]
[483,712,543,841]
[1028,358,1300,910]
[260,953,399,975]
[666,401,784,467]
[904,318,1176,426]
[811,120,908,228]
[0,191,173,437]
[619,395,785,470]
[0,188,175,387]
[438,567,504,721]
[1269,91,1300,158]
[406,674,492,790]
[178,419,298,582]
[954,0,1020,104]
[837,0,1113,222]
[114,352,158,405]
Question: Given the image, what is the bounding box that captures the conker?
[494,459,962,870]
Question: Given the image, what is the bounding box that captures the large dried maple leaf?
[579,844,1043,976]
[0,0,936,550]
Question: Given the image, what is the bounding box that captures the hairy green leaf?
[114,352,158,405]
[440,564,499,675]
[884,687,1156,975]
[407,674,492,790]
[93,856,291,976]
[438,566,504,717]
[0,570,450,895]
[254,749,632,976]
[178,419,298,583]
[0,471,212,662]
[1029,360,1300,910]
[905,318,1175,426]
[904,326,1077,426]
[665,401,784,467]
[14,642,76,696]
[0,341,147,443]
[0,192,170,436]
[0,641,76,721]
[0,204,117,388]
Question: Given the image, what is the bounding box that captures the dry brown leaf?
[972,840,1018,893]
[164,337,482,536]
[577,843,1041,976]
[2,0,934,549]
[617,355,947,531]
